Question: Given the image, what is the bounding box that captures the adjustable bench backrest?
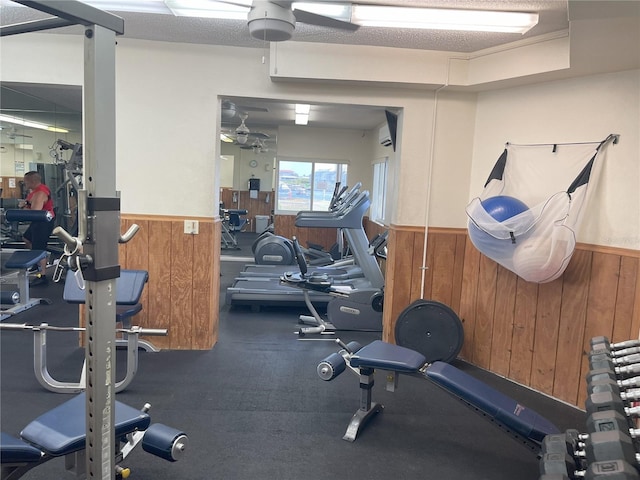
[63,269,149,305]
[425,361,560,448]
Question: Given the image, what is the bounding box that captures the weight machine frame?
[2,3,125,479]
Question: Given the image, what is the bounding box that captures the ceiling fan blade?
[238,105,269,113]
[293,8,359,31]
[212,0,252,9]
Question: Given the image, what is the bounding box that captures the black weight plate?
[395,300,464,363]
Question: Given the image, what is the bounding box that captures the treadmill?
[225,191,384,309]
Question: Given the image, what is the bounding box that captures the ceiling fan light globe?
[248,17,294,41]
[236,133,249,144]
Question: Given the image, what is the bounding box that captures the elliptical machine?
[281,236,384,333]
[281,236,465,363]
[251,182,352,266]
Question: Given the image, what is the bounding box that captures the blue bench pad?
[0,432,42,464]
[116,303,143,322]
[426,361,560,443]
[20,394,150,457]
[350,340,427,373]
[64,269,149,305]
[5,250,48,269]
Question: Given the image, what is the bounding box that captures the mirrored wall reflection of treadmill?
[225,191,385,309]
[239,185,366,280]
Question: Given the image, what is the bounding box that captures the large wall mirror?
[0,82,82,232]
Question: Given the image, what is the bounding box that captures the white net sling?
[466,134,618,283]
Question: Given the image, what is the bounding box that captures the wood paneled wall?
[116,214,220,350]
[0,177,23,199]
[220,188,273,232]
[383,224,640,408]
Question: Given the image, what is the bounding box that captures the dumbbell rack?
[538,336,640,479]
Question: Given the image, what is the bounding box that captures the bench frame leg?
[32,326,141,394]
[343,367,384,442]
[0,271,52,320]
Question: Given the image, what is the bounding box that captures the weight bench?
[63,268,159,352]
[0,393,187,479]
[0,270,166,394]
[1,250,52,321]
[318,339,560,450]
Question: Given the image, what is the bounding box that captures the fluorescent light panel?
[293,2,351,22]
[0,114,69,133]
[295,114,309,125]
[295,104,310,114]
[165,0,250,19]
[351,6,538,34]
[84,0,172,14]
[51,1,539,34]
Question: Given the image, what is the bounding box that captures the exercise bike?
[281,237,465,365]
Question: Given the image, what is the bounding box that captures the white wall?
[108,37,441,223]
[471,69,640,250]
[2,33,637,250]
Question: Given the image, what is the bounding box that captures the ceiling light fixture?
[0,114,69,133]
[165,0,250,19]
[295,104,310,125]
[351,6,539,34]
[295,104,311,114]
[84,0,172,14]
[47,1,539,35]
[293,2,351,22]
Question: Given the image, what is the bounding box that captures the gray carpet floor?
[0,233,586,479]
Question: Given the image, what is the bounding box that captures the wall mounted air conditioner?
[379,124,392,147]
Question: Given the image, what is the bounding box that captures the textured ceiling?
[1,0,570,140]
[0,0,569,52]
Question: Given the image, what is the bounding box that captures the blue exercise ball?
[480,195,529,221]
[467,195,529,259]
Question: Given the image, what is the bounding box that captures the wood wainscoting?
[383,224,640,408]
[116,214,221,350]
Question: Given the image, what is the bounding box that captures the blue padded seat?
[20,394,150,457]
[0,432,42,464]
[350,340,427,373]
[426,361,560,443]
[116,303,143,322]
[5,250,48,269]
[64,269,148,306]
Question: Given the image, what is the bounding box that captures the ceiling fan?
[219,1,360,42]
[221,100,268,121]
[221,112,271,146]
[239,137,270,153]
[2,126,33,140]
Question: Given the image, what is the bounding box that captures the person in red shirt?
[20,171,55,285]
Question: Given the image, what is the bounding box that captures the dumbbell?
[591,344,640,359]
[591,337,640,353]
[541,422,640,470]
[540,456,640,479]
[587,379,640,400]
[585,391,640,417]
[586,410,640,444]
[589,353,640,377]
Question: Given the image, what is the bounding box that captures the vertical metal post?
[83,23,119,480]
